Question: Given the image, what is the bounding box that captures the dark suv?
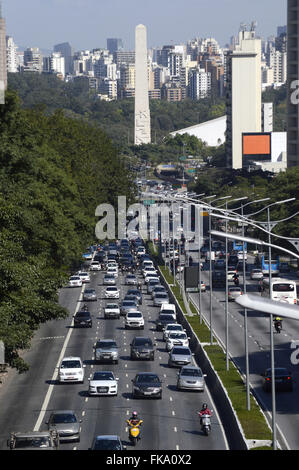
[130,336,155,361]
[73,310,92,328]
[212,271,226,288]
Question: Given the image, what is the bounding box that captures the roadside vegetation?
[0,90,134,372]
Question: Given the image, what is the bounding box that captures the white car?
[88,371,119,396]
[144,275,160,284]
[125,311,144,329]
[107,261,118,268]
[166,332,190,351]
[105,287,120,299]
[250,269,264,281]
[90,261,101,271]
[58,357,86,383]
[104,303,120,319]
[77,272,90,283]
[68,276,83,288]
[163,324,185,341]
[107,267,118,278]
[103,274,116,285]
[143,267,157,278]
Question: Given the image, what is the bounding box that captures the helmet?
[132,411,138,418]
[202,403,208,410]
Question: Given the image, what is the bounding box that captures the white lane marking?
[33,284,86,431]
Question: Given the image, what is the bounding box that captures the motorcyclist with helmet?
[127,411,143,441]
[197,403,212,424]
[273,316,282,333]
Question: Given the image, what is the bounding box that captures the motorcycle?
[234,276,239,286]
[126,419,143,446]
[200,415,211,436]
[274,320,282,334]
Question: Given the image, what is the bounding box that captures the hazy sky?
[3,0,287,52]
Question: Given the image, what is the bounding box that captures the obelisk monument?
[134,24,151,145]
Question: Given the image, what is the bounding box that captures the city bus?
[260,278,297,305]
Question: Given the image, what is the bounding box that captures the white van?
[160,303,176,321]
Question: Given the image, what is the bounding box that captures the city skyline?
[4,0,286,52]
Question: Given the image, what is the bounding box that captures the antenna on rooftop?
[250,21,257,32]
[240,23,247,32]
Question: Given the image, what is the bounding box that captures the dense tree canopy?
[0,90,135,372]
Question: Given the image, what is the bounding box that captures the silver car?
[125,274,137,285]
[228,286,243,301]
[120,300,138,316]
[103,274,116,286]
[153,293,170,307]
[94,339,119,364]
[46,410,81,443]
[176,366,207,392]
[83,289,97,302]
[168,346,194,368]
[250,269,264,281]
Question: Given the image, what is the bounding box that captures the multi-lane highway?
[0,249,228,451]
[187,252,299,450]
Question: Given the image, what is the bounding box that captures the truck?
[8,430,59,450]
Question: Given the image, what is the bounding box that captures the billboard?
[184,266,199,292]
[242,133,271,167]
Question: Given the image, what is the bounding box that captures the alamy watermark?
[95,196,204,250]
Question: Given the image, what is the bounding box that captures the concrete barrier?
[154,260,248,450]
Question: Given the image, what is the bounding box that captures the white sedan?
[105,287,120,299]
[68,276,83,288]
[90,261,102,271]
[166,332,190,351]
[88,371,119,396]
[104,303,120,319]
[77,271,90,283]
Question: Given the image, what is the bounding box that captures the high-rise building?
[107,38,123,55]
[6,36,18,73]
[54,42,73,74]
[0,3,7,90]
[134,24,151,145]
[188,67,211,100]
[44,52,65,78]
[23,47,43,73]
[226,30,262,169]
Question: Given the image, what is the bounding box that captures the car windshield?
[51,413,77,424]
[127,275,136,279]
[79,273,88,276]
[97,341,117,349]
[70,277,80,280]
[181,368,202,377]
[155,294,168,299]
[61,360,81,369]
[123,301,136,306]
[169,333,186,339]
[230,288,241,292]
[172,348,190,355]
[105,275,115,279]
[106,304,118,309]
[94,438,121,450]
[15,437,51,448]
[134,338,152,346]
[76,311,90,317]
[127,312,142,318]
[85,289,96,294]
[136,374,160,384]
[167,325,182,331]
[93,372,114,381]
[106,287,117,291]
[159,315,174,321]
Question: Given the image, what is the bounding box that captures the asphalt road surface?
[0,256,228,451]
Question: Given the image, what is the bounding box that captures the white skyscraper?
[134,24,151,145]
[226,30,262,169]
[6,36,18,73]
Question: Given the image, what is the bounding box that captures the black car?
[130,336,155,361]
[73,310,92,328]
[156,314,177,331]
[280,262,290,273]
[127,289,143,304]
[262,367,293,392]
[131,372,162,399]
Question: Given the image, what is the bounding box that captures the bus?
[259,255,280,276]
[260,278,297,305]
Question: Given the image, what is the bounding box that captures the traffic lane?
[0,282,84,450]
[79,269,226,450]
[41,275,105,450]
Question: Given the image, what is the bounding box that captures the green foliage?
[0,90,134,372]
